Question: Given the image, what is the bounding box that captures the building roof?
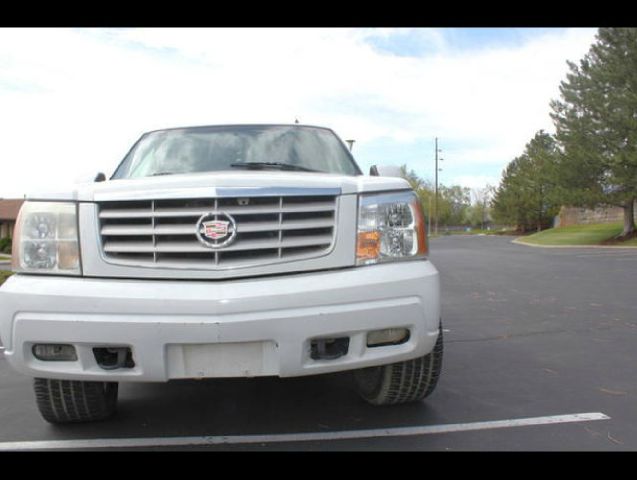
[0,199,24,221]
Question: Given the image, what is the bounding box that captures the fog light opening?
[32,344,77,361]
[367,328,410,347]
[310,337,349,360]
[93,347,135,370]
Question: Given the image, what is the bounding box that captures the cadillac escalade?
[0,124,442,423]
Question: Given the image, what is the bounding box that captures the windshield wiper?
[148,172,177,177]
[230,162,321,173]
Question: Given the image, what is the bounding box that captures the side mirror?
[369,165,403,177]
[94,172,106,182]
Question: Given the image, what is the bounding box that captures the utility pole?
[434,138,442,236]
[428,195,432,237]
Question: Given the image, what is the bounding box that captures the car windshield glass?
[112,125,361,179]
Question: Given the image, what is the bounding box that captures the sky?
[0,28,598,199]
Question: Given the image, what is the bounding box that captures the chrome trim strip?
[94,187,342,202]
[214,187,342,197]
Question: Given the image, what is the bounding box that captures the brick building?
[0,199,24,239]
[554,202,637,227]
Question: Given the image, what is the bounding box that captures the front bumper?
[0,261,440,382]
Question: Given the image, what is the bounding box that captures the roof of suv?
[144,124,335,135]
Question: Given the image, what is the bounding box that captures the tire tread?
[354,327,443,406]
[34,378,118,424]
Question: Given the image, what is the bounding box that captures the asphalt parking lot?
[0,235,635,450]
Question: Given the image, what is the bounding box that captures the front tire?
[354,327,443,406]
[33,378,118,424]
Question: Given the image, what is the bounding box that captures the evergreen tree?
[491,131,560,231]
[492,155,531,230]
[550,27,637,237]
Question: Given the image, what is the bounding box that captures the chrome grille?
[97,195,338,268]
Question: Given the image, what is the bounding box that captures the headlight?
[12,202,81,275]
[356,191,427,265]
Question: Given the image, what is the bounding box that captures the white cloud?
[0,27,597,197]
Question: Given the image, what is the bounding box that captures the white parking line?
[0,412,610,450]
[575,252,637,258]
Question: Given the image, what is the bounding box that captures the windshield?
[112,125,361,179]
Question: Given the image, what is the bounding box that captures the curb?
[511,238,637,249]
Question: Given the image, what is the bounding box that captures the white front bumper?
[0,261,440,382]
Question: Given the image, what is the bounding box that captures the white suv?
[0,124,442,423]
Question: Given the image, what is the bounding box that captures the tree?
[399,165,435,226]
[399,165,428,192]
[550,27,637,238]
[438,185,471,227]
[492,155,532,230]
[469,184,494,229]
[521,131,561,231]
[491,131,561,232]
[398,166,471,230]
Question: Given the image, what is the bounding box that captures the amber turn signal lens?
[356,231,381,261]
[58,241,80,270]
[411,196,428,256]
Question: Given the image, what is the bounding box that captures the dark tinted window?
[112,125,360,178]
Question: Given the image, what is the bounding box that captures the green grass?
[0,270,12,286]
[445,228,517,236]
[518,223,626,246]
[430,228,516,239]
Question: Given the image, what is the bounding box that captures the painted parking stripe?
[576,252,637,258]
[0,412,609,450]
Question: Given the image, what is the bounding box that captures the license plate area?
[166,341,278,379]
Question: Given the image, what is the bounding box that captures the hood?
[26,171,411,202]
